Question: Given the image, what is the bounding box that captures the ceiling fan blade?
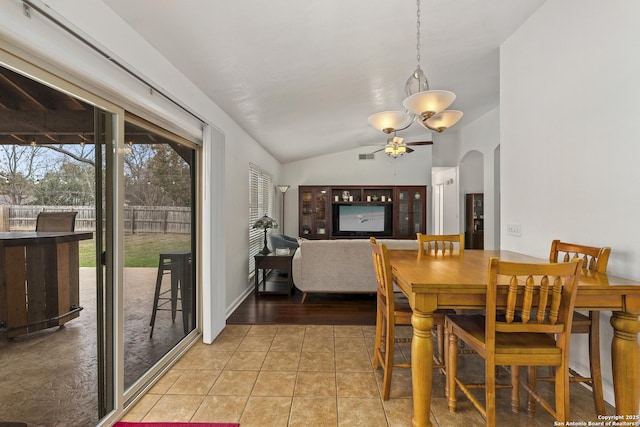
[406,140,433,146]
[406,147,415,153]
[372,147,385,154]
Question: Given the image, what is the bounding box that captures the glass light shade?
[385,143,407,157]
[402,90,456,117]
[368,111,412,134]
[424,110,463,132]
[277,185,290,193]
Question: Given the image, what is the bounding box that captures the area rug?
[113,423,239,427]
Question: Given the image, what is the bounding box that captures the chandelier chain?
[416,0,421,70]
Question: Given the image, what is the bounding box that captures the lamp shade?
[277,185,290,193]
[252,215,278,229]
[402,90,456,118]
[368,111,412,134]
[423,110,464,132]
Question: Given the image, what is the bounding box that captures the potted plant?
[371,194,379,202]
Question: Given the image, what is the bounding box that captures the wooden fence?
[0,205,191,234]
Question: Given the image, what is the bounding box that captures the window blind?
[249,163,273,276]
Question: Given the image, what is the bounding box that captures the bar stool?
[149,249,191,338]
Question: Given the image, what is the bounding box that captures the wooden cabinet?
[298,185,426,239]
[465,193,484,249]
[299,186,330,239]
[394,186,426,239]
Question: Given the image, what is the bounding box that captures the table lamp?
[252,214,278,254]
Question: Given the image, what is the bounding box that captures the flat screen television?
[332,204,393,237]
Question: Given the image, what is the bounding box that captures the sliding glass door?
[0,54,199,425]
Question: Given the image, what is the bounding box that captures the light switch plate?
[506,223,521,237]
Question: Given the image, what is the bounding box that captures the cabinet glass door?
[412,189,424,234]
[397,189,410,236]
[314,189,327,236]
[300,189,313,237]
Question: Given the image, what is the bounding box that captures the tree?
[0,145,45,204]
[32,161,95,205]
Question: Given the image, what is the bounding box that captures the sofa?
[292,238,417,302]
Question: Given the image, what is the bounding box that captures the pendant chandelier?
[368,0,463,140]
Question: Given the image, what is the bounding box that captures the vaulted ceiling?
[102,0,545,163]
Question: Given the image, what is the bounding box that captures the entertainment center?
[298,185,426,240]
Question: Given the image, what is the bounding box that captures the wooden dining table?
[388,249,640,427]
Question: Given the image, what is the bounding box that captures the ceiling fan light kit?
[367,0,463,157]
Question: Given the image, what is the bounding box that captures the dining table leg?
[609,310,640,416]
[411,306,434,427]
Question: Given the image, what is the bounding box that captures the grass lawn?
[79,233,191,267]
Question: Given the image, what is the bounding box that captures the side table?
[254,249,296,297]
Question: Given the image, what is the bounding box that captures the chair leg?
[589,311,606,415]
[527,366,537,418]
[149,258,165,338]
[556,361,569,423]
[436,324,444,365]
[486,359,496,427]
[446,330,458,412]
[373,300,383,370]
[511,365,520,413]
[381,315,395,401]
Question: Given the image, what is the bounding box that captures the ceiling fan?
[362,135,433,158]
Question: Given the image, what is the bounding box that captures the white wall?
[281,144,432,236]
[449,107,501,249]
[501,0,640,407]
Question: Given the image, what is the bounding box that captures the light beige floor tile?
[147,369,183,394]
[221,324,251,336]
[166,369,219,395]
[305,325,334,337]
[141,394,204,422]
[190,395,248,423]
[120,394,162,421]
[276,325,306,337]
[262,351,301,371]
[335,336,367,353]
[224,351,267,370]
[207,334,244,352]
[336,372,379,398]
[270,334,304,352]
[335,350,373,372]
[382,397,414,427]
[246,324,279,337]
[302,335,335,353]
[333,325,365,337]
[209,370,259,396]
[252,371,297,396]
[337,397,388,426]
[240,396,292,427]
[299,351,335,371]
[289,396,338,427]
[237,335,275,352]
[188,350,233,370]
[294,371,337,397]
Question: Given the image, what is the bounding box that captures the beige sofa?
[292,238,417,302]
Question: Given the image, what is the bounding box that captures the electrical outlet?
[506,223,521,237]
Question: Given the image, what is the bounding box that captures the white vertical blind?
[249,163,273,275]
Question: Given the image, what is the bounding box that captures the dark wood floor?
[227,275,377,325]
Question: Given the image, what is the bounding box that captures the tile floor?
[120,324,612,427]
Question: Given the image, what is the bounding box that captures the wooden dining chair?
[417,232,464,257]
[445,257,583,427]
[547,239,611,415]
[36,211,78,231]
[416,233,464,364]
[370,237,412,400]
[370,237,452,400]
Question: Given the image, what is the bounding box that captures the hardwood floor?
[227,277,377,325]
